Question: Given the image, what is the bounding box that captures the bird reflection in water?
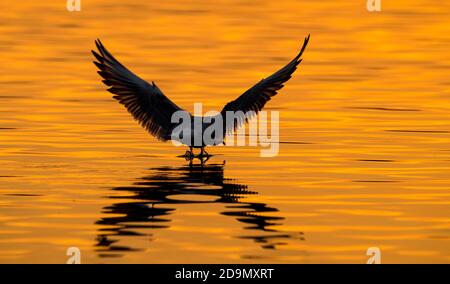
[95,159,304,258]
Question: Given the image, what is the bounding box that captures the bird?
[92,35,310,159]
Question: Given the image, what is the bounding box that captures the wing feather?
[221,35,310,133]
[92,39,185,141]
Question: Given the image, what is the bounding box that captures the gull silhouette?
[92,35,309,158]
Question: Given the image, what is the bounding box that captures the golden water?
[0,0,449,263]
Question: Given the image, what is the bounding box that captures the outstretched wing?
[221,35,310,133]
[92,39,184,141]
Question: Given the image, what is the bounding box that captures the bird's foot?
[200,154,210,165]
[198,147,210,158]
[183,150,194,161]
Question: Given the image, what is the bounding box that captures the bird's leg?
[184,146,194,160]
[200,155,210,167]
[200,146,207,156]
[201,147,209,156]
[200,157,206,167]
